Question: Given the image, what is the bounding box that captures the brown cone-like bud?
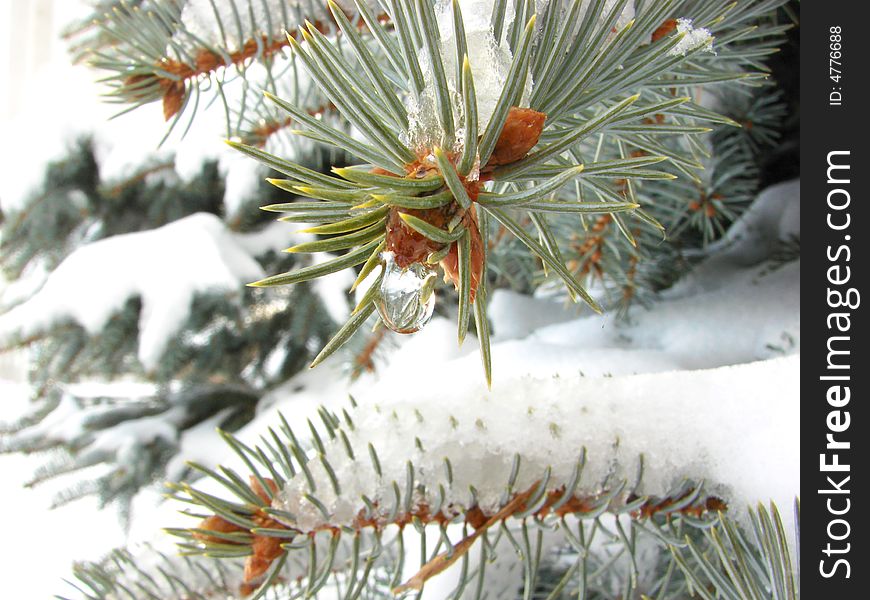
[162,80,186,121]
[652,18,679,42]
[485,107,547,167]
[193,515,246,545]
[440,206,484,303]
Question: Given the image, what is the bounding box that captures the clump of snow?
[668,17,715,56]
[0,259,51,310]
[273,355,798,533]
[441,0,522,124]
[4,394,95,442]
[404,0,638,150]
[7,391,184,461]
[87,408,184,465]
[0,213,265,371]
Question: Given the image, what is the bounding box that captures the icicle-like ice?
[406,0,533,151]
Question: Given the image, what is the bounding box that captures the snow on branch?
[275,355,798,533]
[0,213,264,370]
[668,17,715,56]
[172,354,797,594]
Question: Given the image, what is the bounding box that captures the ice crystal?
[668,17,715,56]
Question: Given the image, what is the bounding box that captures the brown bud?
[385,205,454,268]
[193,515,246,545]
[243,535,285,583]
[244,554,273,583]
[195,49,221,73]
[652,18,679,43]
[486,107,547,167]
[439,206,484,302]
[162,80,186,121]
[465,506,488,530]
[705,497,728,512]
[239,581,258,596]
[250,476,279,504]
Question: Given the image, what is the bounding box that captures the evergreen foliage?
[219,0,792,383]
[1,141,337,517]
[0,0,799,597]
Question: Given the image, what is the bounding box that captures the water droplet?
[376,252,437,334]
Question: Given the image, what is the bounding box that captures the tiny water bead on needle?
[376,252,438,334]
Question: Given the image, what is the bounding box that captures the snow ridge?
[0,213,264,370]
[274,356,798,533]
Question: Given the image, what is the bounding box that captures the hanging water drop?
[377,252,437,334]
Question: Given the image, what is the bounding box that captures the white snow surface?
[706,179,801,264]
[164,407,237,482]
[311,252,357,323]
[488,288,578,340]
[0,213,266,371]
[1,379,128,600]
[528,259,799,371]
